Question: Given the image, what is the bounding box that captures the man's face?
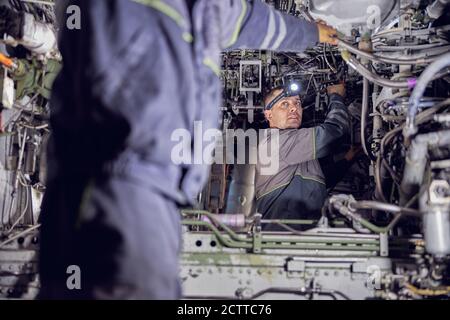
[264,89,303,129]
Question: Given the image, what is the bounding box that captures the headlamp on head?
[265,80,301,110]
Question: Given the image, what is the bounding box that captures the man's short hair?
[263,85,302,109]
[263,86,284,109]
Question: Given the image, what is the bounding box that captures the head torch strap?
[265,91,287,110]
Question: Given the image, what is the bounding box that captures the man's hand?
[317,22,338,45]
[327,83,346,98]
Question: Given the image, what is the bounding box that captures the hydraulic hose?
[337,38,435,65]
[341,50,414,89]
[405,53,450,137]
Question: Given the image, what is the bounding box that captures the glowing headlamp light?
[265,81,301,110]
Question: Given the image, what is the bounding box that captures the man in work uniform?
[39,0,339,299]
[256,83,350,231]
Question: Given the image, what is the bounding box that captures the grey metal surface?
[180,230,411,300]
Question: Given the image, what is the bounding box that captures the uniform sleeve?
[220,0,319,52]
[280,94,350,165]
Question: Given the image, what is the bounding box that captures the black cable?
[245,287,351,300]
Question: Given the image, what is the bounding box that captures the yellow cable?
[405,283,450,296]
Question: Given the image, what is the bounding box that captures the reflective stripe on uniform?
[256,173,325,200]
[295,173,326,185]
[272,11,287,50]
[203,57,221,76]
[312,127,316,159]
[76,179,94,229]
[256,181,290,200]
[130,0,194,43]
[225,0,248,47]
[182,32,194,43]
[260,9,276,48]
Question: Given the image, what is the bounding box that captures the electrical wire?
[323,44,337,73]
[330,195,419,234]
[405,283,450,296]
[341,50,412,89]
[349,200,420,216]
[406,53,450,136]
[337,38,436,65]
[361,77,372,158]
[4,185,29,234]
[244,287,351,300]
[0,224,40,248]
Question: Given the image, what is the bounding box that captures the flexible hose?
[337,39,435,65]
[405,53,450,136]
[341,50,414,89]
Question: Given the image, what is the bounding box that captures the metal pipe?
[201,214,247,229]
[422,209,450,257]
[244,287,351,300]
[341,50,413,89]
[337,39,435,65]
[329,195,419,234]
[261,219,316,225]
[405,53,450,137]
[400,130,450,205]
[225,165,256,216]
[182,220,379,251]
[426,0,450,19]
[372,85,383,157]
[181,210,379,245]
[350,201,420,216]
[377,100,450,202]
[361,77,371,157]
